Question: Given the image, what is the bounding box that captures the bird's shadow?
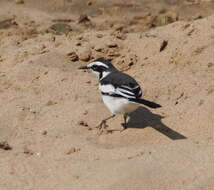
[123,107,187,140]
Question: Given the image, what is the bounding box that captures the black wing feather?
[100,71,142,99]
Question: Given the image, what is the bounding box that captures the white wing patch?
[100,84,142,99]
[120,84,142,98]
[116,88,136,99]
[138,89,142,96]
[117,88,135,95]
[121,85,140,90]
[99,84,115,94]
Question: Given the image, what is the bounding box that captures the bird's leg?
[121,113,128,132]
[97,114,115,130]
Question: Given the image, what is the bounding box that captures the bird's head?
[78,58,117,79]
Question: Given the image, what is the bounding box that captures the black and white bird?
[79,58,161,131]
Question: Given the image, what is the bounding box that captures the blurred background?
[1,0,214,34]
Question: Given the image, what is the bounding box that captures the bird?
[78,58,161,131]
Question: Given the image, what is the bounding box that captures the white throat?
[100,71,110,80]
[91,70,110,80]
[91,70,100,78]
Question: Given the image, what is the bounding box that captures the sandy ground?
[0,0,214,189]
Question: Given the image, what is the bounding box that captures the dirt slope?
[0,0,214,189]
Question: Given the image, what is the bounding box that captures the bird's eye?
[92,65,98,70]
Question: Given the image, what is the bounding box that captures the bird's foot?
[96,120,109,135]
[96,120,107,130]
[120,123,127,132]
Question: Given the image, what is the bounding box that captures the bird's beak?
[78,66,89,70]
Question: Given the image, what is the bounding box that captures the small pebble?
[42,130,47,135]
[0,141,12,150]
[46,100,57,106]
[23,146,34,155]
[67,51,79,62]
[94,44,105,52]
[96,33,103,38]
[78,14,90,23]
[78,47,91,62]
[75,42,81,46]
[106,41,118,48]
[78,120,88,127]
[66,147,81,155]
[15,0,24,4]
[87,1,92,6]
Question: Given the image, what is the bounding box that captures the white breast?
[101,95,139,115]
[99,83,139,114]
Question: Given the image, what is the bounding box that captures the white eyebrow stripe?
[89,61,109,68]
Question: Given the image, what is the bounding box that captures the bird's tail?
[130,98,161,108]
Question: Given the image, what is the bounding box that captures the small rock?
[75,42,81,46]
[73,175,80,179]
[0,18,17,29]
[107,49,120,58]
[77,35,83,40]
[78,14,90,23]
[187,28,195,36]
[185,0,200,4]
[160,40,168,52]
[23,146,33,155]
[198,100,204,106]
[52,18,73,23]
[94,44,105,52]
[182,23,191,30]
[15,0,24,4]
[159,8,167,14]
[78,47,91,62]
[46,100,57,106]
[194,15,203,20]
[106,41,118,48]
[117,54,137,71]
[208,62,214,68]
[194,141,199,144]
[78,120,88,127]
[207,89,214,94]
[113,24,124,31]
[67,51,79,62]
[42,130,47,135]
[115,32,126,40]
[96,33,103,38]
[0,141,12,150]
[83,110,88,115]
[51,35,56,42]
[87,1,92,6]
[128,156,134,159]
[66,147,81,155]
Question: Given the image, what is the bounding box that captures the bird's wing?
[116,84,142,99]
[100,72,142,99]
[99,84,115,95]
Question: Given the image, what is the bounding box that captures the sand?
[0,0,214,189]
